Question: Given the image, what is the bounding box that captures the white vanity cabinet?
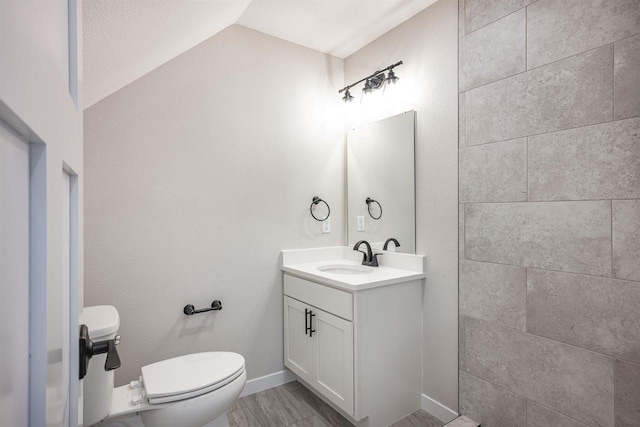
[283,271,423,427]
[284,275,355,414]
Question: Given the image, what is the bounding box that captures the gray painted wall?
[84,24,345,386]
[345,0,460,412]
[458,0,640,426]
[85,1,461,410]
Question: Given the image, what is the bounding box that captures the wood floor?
[228,381,444,427]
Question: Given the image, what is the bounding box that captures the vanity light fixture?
[362,79,373,94]
[342,88,354,102]
[368,74,385,91]
[338,60,403,102]
[386,68,399,84]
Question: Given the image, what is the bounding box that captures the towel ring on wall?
[310,196,330,222]
[366,197,382,220]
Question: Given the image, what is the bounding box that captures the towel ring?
[310,196,330,222]
[366,197,382,220]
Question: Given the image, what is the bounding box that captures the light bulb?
[342,89,354,102]
[386,69,399,84]
[363,80,373,94]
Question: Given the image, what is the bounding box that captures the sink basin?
[317,264,372,275]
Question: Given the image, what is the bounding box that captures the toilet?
[81,305,246,427]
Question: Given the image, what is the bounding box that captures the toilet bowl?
[81,306,246,427]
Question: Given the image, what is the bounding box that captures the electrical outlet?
[357,216,365,231]
[322,217,331,234]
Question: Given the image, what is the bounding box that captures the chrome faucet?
[353,240,382,267]
[383,238,400,251]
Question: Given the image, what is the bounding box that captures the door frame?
[0,99,80,426]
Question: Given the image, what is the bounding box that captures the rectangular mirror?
[347,111,416,254]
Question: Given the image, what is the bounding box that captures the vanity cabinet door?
[314,309,354,415]
[283,294,354,416]
[284,297,314,385]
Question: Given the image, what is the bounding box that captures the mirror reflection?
[347,111,416,254]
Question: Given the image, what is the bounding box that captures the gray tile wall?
[458,1,640,426]
[527,269,640,363]
[614,34,640,119]
[460,138,528,202]
[615,360,640,427]
[464,318,614,427]
[460,260,526,330]
[465,201,611,275]
[466,45,614,146]
[528,118,640,201]
[459,371,527,427]
[526,402,590,427]
[459,9,526,91]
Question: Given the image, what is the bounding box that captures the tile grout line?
[465,42,600,92]
[464,2,533,38]
[463,91,467,148]
[460,0,465,39]
[461,256,640,283]
[462,29,640,99]
[465,113,640,149]
[613,40,617,119]
[526,137,529,201]
[613,359,617,427]
[462,0,466,40]
[611,200,614,277]
[462,38,612,94]
[462,370,592,427]
[616,31,640,44]
[615,358,640,368]
[527,328,640,366]
[472,27,640,92]
[525,4,528,71]
[458,10,462,413]
[607,31,640,119]
[464,313,640,366]
[459,6,529,93]
[463,204,467,260]
[524,267,528,332]
[464,197,640,204]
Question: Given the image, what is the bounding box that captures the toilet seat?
[141,352,245,404]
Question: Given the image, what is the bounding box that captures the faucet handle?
[371,252,383,267]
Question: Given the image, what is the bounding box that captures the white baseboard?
[421,393,458,424]
[240,369,297,397]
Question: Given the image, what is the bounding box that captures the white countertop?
[281,246,426,292]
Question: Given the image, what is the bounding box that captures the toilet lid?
[141,352,245,404]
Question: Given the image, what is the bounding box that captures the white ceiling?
[82,0,438,110]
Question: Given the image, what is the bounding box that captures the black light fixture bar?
[338,60,403,94]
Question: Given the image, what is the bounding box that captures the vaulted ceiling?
[82,0,437,110]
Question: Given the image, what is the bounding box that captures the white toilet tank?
[80,305,120,426]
